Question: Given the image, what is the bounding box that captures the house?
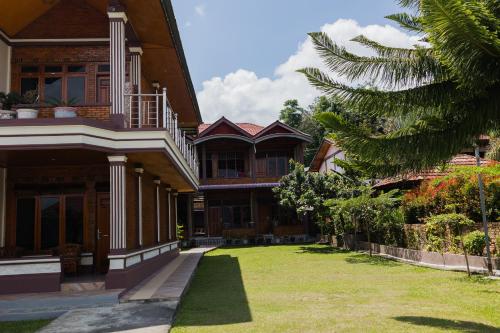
[0,0,201,294]
[309,138,345,174]
[373,154,497,190]
[189,117,312,244]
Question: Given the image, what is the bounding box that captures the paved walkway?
[38,247,215,333]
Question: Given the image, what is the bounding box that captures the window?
[14,195,85,254]
[15,198,36,251]
[215,200,251,229]
[65,196,84,245]
[40,197,60,250]
[19,65,87,104]
[217,152,245,178]
[256,152,290,177]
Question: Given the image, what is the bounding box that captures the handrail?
[124,87,199,177]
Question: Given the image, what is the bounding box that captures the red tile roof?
[374,154,498,188]
[199,122,265,136]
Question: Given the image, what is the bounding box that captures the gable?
[202,121,249,137]
[14,0,108,39]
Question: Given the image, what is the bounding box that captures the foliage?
[425,213,474,253]
[177,224,185,240]
[273,160,352,234]
[21,90,39,105]
[497,235,500,257]
[46,97,78,107]
[299,0,500,177]
[279,99,305,129]
[486,131,500,162]
[0,92,22,110]
[463,230,486,256]
[327,187,402,247]
[402,165,500,223]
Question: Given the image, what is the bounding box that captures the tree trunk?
[460,231,471,277]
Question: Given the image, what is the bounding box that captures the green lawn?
[0,319,51,333]
[172,245,500,333]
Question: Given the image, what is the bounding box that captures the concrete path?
[37,247,215,333]
[0,289,121,321]
[121,247,215,303]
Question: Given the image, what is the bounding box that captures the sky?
[171,0,418,125]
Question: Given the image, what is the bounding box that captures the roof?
[309,138,337,172]
[195,117,312,144]
[374,154,498,189]
[199,122,265,136]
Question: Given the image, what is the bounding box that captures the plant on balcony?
[16,90,40,119]
[47,97,79,118]
[0,92,22,119]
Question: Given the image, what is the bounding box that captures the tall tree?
[299,0,500,176]
[279,99,305,129]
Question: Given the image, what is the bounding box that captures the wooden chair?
[60,244,81,275]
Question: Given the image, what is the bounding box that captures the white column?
[173,192,178,240]
[108,8,127,125]
[134,166,144,247]
[154,178,161,243]
[166,187,172,240]
[129,46,142,91]
[0,168,6,247]
[108,155,127,251]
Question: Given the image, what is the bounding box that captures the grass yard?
[0,319,51,333]
[172,244,500,333]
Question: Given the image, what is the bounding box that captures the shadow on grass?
[393,316,500,333]
[173,254,252,327]
[296,246,350,254]
[344,253,400,267]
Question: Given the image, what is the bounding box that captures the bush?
[463,231,486,256]
[425,213,474,253]
[496,235,500,257]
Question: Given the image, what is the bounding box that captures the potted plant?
[0,92,22,119]
[47,98,78,118]
[16,90,40,119]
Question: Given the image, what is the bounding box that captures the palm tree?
[299,0,500,176]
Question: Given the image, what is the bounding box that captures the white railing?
[124,88,199,177]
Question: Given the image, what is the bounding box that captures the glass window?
[277,157,287,176]
[16,198,36,252]
[68,65,86,73]
[97,64,110,72]
[45,66,63,73]
[44,77,62,101]
[267,156,277,176]
[40,197,60,250]
[65,196,84,245]
[67,77,85,104]
[21,66,39,73]
[21,78,39,96]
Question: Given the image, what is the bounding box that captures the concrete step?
[61,281,105,293]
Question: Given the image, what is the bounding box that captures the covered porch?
[0,147,191,294]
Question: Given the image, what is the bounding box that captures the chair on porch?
[60,244,82,275]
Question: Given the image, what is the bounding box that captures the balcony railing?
[124,88,199,177]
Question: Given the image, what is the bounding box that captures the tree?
[298,0,500,176]
[327,187,400,255]
[279,99,304,129]
[273,160,351,235]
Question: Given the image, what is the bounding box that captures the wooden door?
[208,207,222,236]
[95,193,110,274]
[97,77,110,104]
[258,205,272,234]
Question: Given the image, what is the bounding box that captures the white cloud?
[185,21,192,28]
[195,4,206,17]
[197,19,421,125]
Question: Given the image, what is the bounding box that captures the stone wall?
[404,223,500,254]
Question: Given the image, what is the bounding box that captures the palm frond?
[385,13,424,33]
[309,32,448,88]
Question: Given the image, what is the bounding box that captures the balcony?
[125,88,199,177]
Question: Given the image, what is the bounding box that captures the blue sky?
[171,0,415,124]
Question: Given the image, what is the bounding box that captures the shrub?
[496,235,500,257]
[425,213,474,253]
[463,231,486,256]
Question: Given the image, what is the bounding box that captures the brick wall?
[31,106,110,121]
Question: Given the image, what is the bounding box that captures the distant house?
[189,117,312,244]
[309,138,345,174]
[373,154,497,191]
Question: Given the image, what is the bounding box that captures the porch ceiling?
[0,149,108,167]
[127,152,195,193]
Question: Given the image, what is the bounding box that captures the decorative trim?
[108,155,128,164]
[108,241,178,270]
[107,11,128,23]
[129,46,143,55]
[0,257,61,276]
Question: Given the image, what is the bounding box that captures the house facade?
[0,0,201,294]
[309,138,345,174]
[189,117,312,244]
